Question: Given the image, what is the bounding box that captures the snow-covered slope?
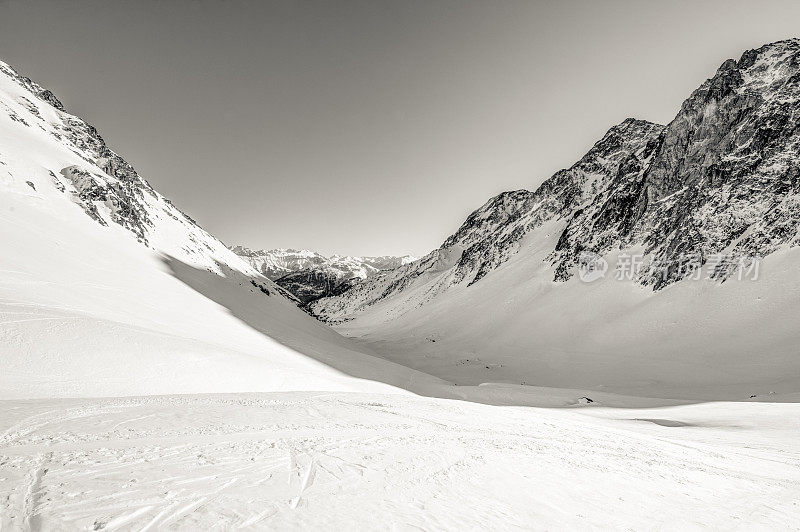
[312,39,800,400]
[3,392,800,530]
[231,246,416,303]
[0,59,443,399]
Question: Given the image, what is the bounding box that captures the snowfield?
[1,393,799,530]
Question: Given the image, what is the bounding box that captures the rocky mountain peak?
[0,61,66,112]
[548,39,800,287]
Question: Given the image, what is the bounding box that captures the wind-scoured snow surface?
[1,46,800,529]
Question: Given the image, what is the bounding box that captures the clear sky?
[1,0,799,256]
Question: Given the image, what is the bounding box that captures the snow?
[0,190,440,398]
[1,393,799,530]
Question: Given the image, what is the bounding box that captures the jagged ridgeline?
[553,40,800,287]
[0,59,279,285]
[312,39,800,321]
[0,62,160,245]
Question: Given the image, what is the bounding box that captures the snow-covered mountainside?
[312,118,663,317]
[0,59,443,399]
[231,246,416,303]
[311,39,800,399]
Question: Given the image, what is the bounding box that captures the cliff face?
[553,39,800,287]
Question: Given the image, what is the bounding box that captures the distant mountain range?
[230,246,416,303]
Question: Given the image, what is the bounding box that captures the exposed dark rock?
[275,269,356,305]
[60,166,151,244]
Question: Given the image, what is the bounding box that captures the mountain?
[271,269,362,305]
[231,246,416,303]
[311,39,800,400]
[0,59,443,399]
[311,118,663,319]
[230,246,416,281]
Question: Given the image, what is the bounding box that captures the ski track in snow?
[0,392,798,530]
[20,452,49,531]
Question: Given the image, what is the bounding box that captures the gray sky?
[1,0,799,256]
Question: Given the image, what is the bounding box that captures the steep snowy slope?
[312,39,800,400]
[0,60,443,399]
